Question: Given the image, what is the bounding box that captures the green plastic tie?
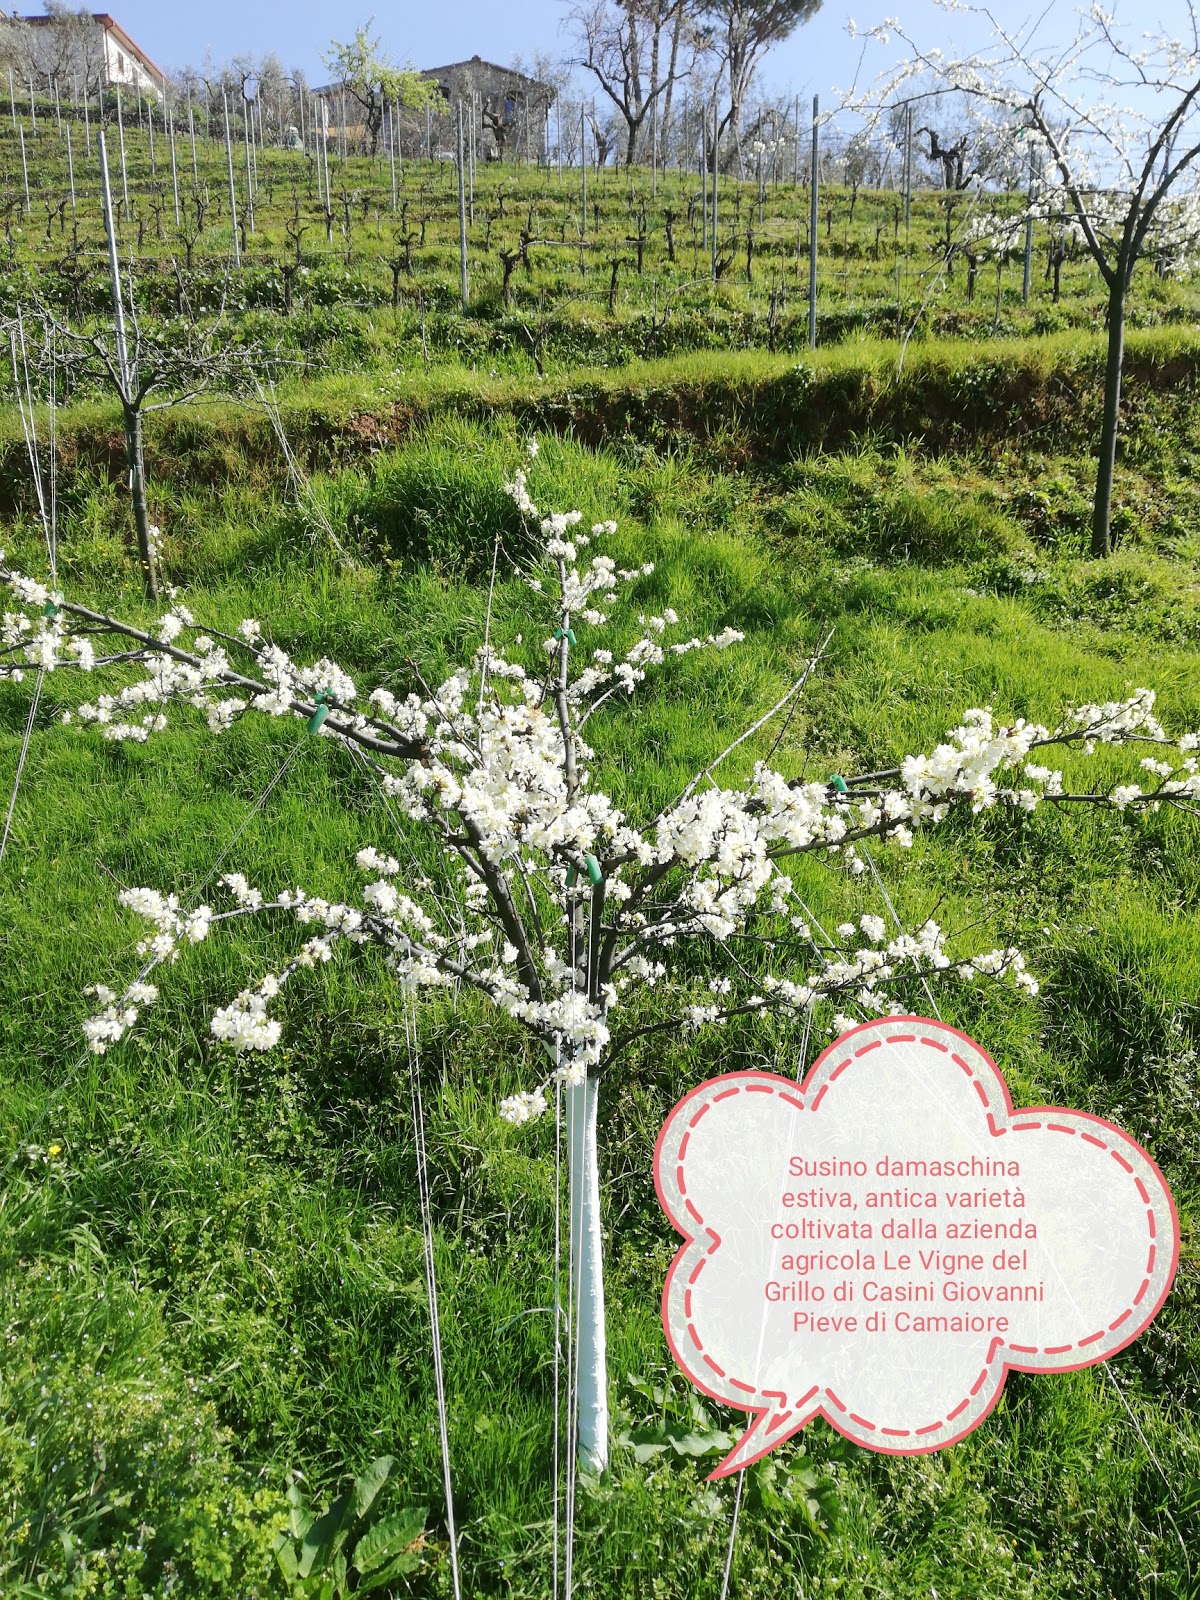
[43,601,58,619]
[830,774,848,794]
[566,865,578,888]
[307,691,330,734]
[554,627,578,646]
[584,854,603,886]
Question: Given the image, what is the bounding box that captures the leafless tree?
[699,0,822,169]
[853,2,1200,557]
[569,0,699,167]
[22,278,258,598]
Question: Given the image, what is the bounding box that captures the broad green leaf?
[272,1531,300,1582]
[298,1489,355,1579]
[355,1547,425,1591]
[354,1507,427,1574]
[351,1454,397,1520]
[665,1426,732,1458]
[288,1478,314,1540]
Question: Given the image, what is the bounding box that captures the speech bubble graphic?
[653,1017,1178,1478]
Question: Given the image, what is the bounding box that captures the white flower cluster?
[30,456,1197,1130]
[499,1088,548,1125]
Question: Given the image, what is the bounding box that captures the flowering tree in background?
[4,447,1200,1469]
[322,23,433,157]
[849,1,1200,556]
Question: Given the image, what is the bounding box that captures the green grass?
[3,109,1200,390]
[2,414,1199,1596]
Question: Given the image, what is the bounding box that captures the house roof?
[421,56,551,92]
[95,12,167,86]
[16,11,166,87]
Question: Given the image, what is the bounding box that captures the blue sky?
[105,1,1197,104]
[98,1,979,92]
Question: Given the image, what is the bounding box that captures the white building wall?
[100,26,159,96]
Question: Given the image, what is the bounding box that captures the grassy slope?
[3,121,1200,386]
[2,416,1199,1597]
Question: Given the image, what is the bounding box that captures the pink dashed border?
[652,1016,1180,1469]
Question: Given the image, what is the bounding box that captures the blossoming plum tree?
[3,446,1200,1469]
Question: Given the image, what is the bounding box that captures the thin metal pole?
[904,103,913,232]
[389,98,397,209]
[808,95,819,349]
[701,95,707,248]
[169,101,180,224]
[148,94,155,174]
[581,106,587,236]
[18,125,30,217]
[7,69,15,132]
[98,130,131,387]
[188,92,198,182]
[651,90,657,197]
[316,97,324,204]
[1022,147,1036,304]
[223,93,241,267]
[243,95,255,233]
[322,97,331,211]
[456,99,468,311]
[711,98,719,280]
[116,85,129,220]
[468,93,475,223]
[66,123,76,217]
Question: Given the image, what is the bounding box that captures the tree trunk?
[125,405,158,600]
[1092,279,1126,558]
[567,1072,608,1473]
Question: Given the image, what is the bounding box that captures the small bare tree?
[853,3,1200,556]
[21,135,257,599]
